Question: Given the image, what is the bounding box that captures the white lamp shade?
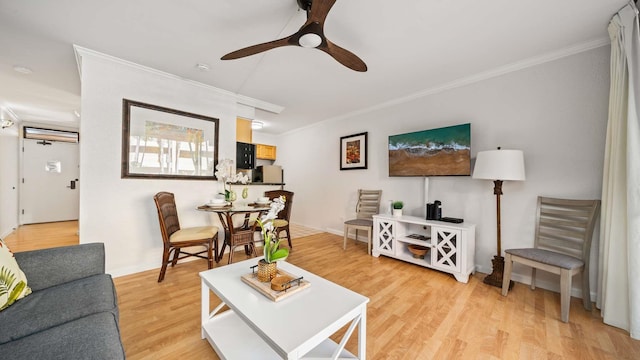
[472,149,525,181]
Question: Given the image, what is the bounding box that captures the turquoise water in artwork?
[389,123,470,152]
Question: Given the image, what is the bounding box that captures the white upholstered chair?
[502,196,600,322]
[343,190,382,255]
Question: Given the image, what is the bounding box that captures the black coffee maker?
[426,200,442,220]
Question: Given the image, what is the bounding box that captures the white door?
[21,139,79,224]
[0,135,19,237]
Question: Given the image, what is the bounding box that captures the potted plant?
[392,201,404,217]
[255,196,289,281]
[214,159,249,203]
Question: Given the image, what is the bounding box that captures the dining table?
[197,202,272,263]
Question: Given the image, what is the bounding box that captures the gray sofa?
[0,243,125,359]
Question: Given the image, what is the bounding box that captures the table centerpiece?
[255,195,288,282]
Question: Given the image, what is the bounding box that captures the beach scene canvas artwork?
[389,123,471,176]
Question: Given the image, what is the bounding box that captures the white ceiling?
[0,0,626,134]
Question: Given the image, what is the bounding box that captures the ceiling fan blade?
[319,39,367,72]
[308,0,336,24]
[221,36,293,60]
[223,0,366,72]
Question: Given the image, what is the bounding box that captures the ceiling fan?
[221,0,367,72]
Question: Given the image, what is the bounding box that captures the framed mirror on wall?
[122,99,219,180]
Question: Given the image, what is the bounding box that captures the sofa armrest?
[14,243,105,292]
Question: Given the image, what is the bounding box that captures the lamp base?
[483,255,514,289]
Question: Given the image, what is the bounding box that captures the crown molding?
[0,105,20,122]
[72,45,284,114]
[236,94,284,114]
[283,37,611,136]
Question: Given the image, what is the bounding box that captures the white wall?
[276,46,610,297]
[78,51,239,276]
[252,131,277,146]
[76,44,610,298]
[0,130,19,238]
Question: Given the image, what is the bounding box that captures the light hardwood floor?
[3,222,640,359]
[3,220,79,252]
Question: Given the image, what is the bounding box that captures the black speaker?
[426,200,442,220]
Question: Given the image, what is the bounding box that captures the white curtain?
[598,2,640,340]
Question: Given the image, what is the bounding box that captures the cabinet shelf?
[396,236,433,247]
[372,214,476,283]
[398,244,433,267]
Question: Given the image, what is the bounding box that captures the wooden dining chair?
[264,190,294,249]
[216,211,259,264]
[153,192,219,282]
[502,196,600,322]
[343,189,382,255]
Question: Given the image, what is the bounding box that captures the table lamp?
[473,147,525,288]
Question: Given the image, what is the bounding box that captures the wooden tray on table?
[241,268,311,302]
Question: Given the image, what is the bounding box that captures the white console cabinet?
[372,214,476,283]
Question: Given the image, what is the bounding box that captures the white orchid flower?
[262,212,277,222]
[262,222,274,233]
[215,158,235,180]
[257,195,288,263]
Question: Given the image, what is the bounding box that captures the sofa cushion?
[0,240,31,311]
[0,273,117,344]
[0,311,125,360]
[15,243,105,292]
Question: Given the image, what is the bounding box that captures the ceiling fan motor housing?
[297,0,312,11]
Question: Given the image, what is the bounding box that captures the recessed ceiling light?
[251,120,264,130]
[13,65,33,74]
[196,63,210,71]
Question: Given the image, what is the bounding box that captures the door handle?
[67,179,79,189]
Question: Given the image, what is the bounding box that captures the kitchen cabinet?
[236,118,252,143]
[255,144,276,160]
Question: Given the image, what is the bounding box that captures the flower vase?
[393,209,403,217]
[257,259,277,282]
[226,190,237,204]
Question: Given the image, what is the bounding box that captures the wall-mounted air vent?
[23,126,79,143]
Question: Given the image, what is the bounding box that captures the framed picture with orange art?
[340,132,368,170]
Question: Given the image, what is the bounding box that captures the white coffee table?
[200,258,369,359]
